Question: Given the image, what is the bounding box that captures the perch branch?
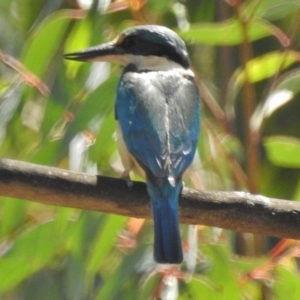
[0,159,300,239]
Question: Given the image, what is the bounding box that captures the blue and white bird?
[64,25,200,264]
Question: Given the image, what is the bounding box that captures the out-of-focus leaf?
[180,19,272,45]
[273,266,300,299]
[264,136,300,168]
[69,132,97,173]
[68,211,105,260]
[275,69,300,94]
[85,62,111,92]
[22,10,72,78]
[30,139,61,165]
[262,2,300,20]
[187,276,218,300]
[57,75,118,159]
[64,255,87,300]
[10,0,45,32]
[0,83,23,147]
[139,273,160,300]
[226,51,298,109]
[39,96,66,138]
[201,244,241,300]
[64,19,92,78]
[94,247,146,300]
[250,89,293,132]
[86,214,128,273]
[237,51,298,83]
[0,198,26,238]
[245,0,300,21]
[0,221,61,292]
[293,177,300,201]
[0,79,10,98]
[147,0,170,12]
[21,268,63,300]
[89,110,117,168]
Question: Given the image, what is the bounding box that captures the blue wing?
[115,66,200,180]
[116,65,200,263]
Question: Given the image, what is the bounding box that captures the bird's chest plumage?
[115,66,200,179]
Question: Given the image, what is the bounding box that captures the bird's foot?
[121,172,133,188]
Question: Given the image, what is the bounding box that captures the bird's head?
[64,25,190,70]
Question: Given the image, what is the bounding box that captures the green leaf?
[39,96,66,138]
[275,69,300,95]
[263,2,300,20]
[30,139,61,165]
[292,176,300,201]
[22,10,72,78]
[244,0,300,21]
[0,221,60,292]
[237,51,298,83]
[21,268,63,300]
[64,255,87,300]
[274,266,300,300]
[186,275,218,300]
[227,51,298,106]
[67,211,105,260]
[64,19,93,78]
[94,247,147,300]
[57,75,118,159]
[89,110,117,167]
[0,79,10,99]
[86,214,128,273]
[0,197,26,237]
[201,244,242,300]
[180,19,272,45]
[264,136,300,168]
[250,89,294,132]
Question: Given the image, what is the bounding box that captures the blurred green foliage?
[1,0,300,299]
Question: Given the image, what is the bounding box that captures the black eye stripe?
[123,36,144,48]
[120,34,189,68]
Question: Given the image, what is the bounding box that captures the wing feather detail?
[116,67,200,179]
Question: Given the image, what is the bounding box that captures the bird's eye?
[122,36,141,49]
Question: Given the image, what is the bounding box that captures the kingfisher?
[64,25,200,264]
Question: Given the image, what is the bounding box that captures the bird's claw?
[121,173,133,188]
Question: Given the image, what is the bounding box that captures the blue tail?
[147,178,183,264]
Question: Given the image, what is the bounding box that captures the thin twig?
[0,50,49,96]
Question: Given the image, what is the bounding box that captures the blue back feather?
[116,64,200,263]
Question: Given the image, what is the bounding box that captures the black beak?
[63,42,124,62]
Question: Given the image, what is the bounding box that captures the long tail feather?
[147,178,183,264]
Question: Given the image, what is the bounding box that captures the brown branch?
[235,3,259,193]
[0,158,300,240]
